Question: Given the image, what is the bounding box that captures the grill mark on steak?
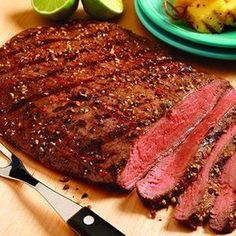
[0,30,132,78]
[0,23,157,76]
[209,151,236,234]
[174,124,236,228]
[0,54,144,113]
[0,22,154,85]
[0,38,175,114]
[0,47,164,92]
[0,30,133,75]
[137,90,236,208]
[0,54,197,115]
[3,23,160,63]
[0,22,115,61]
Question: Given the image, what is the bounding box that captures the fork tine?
[0,164,12,176]
[0,143,13,160]
[0,143,12,176]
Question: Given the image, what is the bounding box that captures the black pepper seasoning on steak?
[209,150,236,234]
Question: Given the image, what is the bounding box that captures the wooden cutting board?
[0,1,235,236]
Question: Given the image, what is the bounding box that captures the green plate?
[135,0,236,60]
[138,0,236,48]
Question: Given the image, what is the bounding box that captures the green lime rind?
[82,0,124,20]
[32,0,79,21]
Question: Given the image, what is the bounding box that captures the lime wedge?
[32,0,79,21]
[82,0,124,20]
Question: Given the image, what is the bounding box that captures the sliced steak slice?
[174,124,236,228]
[209,151,236,234]
[137,89,236,208]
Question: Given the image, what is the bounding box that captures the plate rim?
[135,0,236,60]
[138,0,236,48]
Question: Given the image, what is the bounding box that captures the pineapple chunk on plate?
[186,0,227,33]
[225,0,236,26]
[172,0,236,33]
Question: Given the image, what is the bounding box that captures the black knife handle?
[67,207,125,236]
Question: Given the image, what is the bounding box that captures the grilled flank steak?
[0,20,235,234]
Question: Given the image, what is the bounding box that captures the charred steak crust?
[0,20,234,191]
[209,150,236,234]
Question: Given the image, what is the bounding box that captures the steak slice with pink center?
[174,124,236,228]
[137,89,236,207]
[209,151,236,234]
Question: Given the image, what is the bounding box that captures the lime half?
[82,0,124,20]
[32,0,79,21]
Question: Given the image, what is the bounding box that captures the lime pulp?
[31,0,79,20]
[82,0,124,20]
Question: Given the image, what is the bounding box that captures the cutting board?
[0,1,236,236]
